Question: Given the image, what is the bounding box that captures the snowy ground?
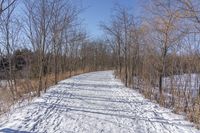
[163,74,200,97]
[0,80,8,90]
[0,71,199,133]
[163,74,200,89]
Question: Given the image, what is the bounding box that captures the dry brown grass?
[0,88,13,115]
[17,69,90,95]
[0,68,91,115]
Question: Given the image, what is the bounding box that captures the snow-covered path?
[0,71,199,133]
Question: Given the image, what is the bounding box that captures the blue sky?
[73,0,142,39]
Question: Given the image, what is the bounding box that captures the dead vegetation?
[0,0,112,116]
[0,0,200,129]
[102,0,200,128]
[0,68,93,115]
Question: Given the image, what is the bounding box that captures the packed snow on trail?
[0,71,199,133]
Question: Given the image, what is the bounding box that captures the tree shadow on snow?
[0,128,33,133]
[11,80,194,131]
[58,82,124,89]
[31,101,194,128]
[38,82,194,128]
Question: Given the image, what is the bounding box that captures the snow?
[0,71,199,133]
[163,74,200,90]
[0,80,8,89]
[163,74,200,97]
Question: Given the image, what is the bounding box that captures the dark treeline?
[0,41,112,80]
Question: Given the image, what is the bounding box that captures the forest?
[0,0,200,127]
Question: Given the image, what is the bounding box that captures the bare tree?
[101,7,135,87]
[0,0,19,101]
[24,0,54,96]
[0,0,16,15]
[147,0,184,103]
[50,0,78,84]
